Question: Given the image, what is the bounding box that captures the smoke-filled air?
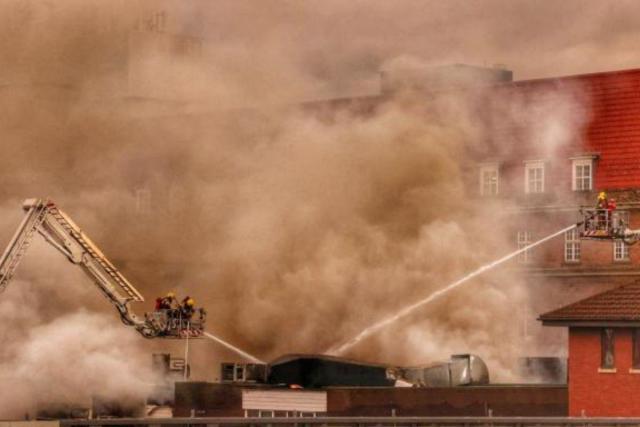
[0,0,629,418]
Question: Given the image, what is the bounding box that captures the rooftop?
[539,280,640,325]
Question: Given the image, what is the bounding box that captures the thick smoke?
[0,284,153,417]
[0,0,601,415]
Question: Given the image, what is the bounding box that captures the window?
[612,210,630,232]
[633,329,640,370]
[479,164,499,196]
[517,231,532,263]
[235,364,245,381]
[524,161,545,194]
[572,159,593,191]
[614,240,630,262]
[601,328,615,369]
[564,228,580,263]
[135,188,151,214]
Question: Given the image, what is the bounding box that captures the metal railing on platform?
[58,417,640,427]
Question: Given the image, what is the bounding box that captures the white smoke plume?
[0,285,153,418]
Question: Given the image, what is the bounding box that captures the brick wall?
[511,209,640,270]
[569,327,640,416]
[327,386,567,416]
[174,382,568,416]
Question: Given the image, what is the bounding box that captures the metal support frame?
[0,198,205,339]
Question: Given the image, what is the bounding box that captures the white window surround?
[479,163,499,196]
[611,211,630,262]
[135,187,151,214]
[614,240,630,262]
[572,158,593,191]
[524,160,545,194]
[564,228,581,263]
[517,231,532,263]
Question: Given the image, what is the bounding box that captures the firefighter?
[181,295,190,307]
[181,297,196,321]
[159,292,176,310]
[596,192,608,209]
[608,198,619,231]
[596,192,608,229]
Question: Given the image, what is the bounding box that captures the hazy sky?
[194,0,640,97]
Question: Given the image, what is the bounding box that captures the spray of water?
[203,331,265,364]
[327,223,578,356]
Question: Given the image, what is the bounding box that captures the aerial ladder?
[0,198,205,338]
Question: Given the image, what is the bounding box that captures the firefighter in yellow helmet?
[596,192,608,209]
[595,192,609,229]
[181,296,196,320]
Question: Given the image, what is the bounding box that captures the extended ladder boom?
[0,200,48,293]
[0,198,157,337]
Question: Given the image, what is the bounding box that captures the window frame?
[135,187,152,215]
[524,160,545,194]
[517,230,533,264]
[572,158,593,191]
[633,329,640,370]
[613,240,630,262]
[601,328,616,370]
[479,163,500,196]
[564,228,581,263]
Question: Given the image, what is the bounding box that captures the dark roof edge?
[541,319,640,327]
[511,67,640,87]
[538,279,640,321]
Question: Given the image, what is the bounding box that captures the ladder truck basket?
[580,208,625,240]
[145,308,206,338]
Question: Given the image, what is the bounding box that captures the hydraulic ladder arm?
[0,198,159,337]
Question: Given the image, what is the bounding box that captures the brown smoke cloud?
[0,0,612,415]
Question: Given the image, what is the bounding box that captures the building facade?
[307,66,640,351]
[472,68,640,345]
[540,281,640,416]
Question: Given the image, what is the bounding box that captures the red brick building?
[540,281,640,416]
[285,66,640,354]
[471,68,640,345]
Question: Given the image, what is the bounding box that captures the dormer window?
[572,157,594,191]
[524,160,545,194]
[479,163,499,196]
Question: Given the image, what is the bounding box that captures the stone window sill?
[598,368,617,373]
[629,369,640,374]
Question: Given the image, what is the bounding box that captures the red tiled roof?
[505,68,640,190]
[540,280,640,323]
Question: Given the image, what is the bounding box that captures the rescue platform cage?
[579,208,629,239]
[145,308,206,338]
